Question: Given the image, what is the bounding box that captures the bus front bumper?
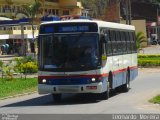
[38,82,104,94]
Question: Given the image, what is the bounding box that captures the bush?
[14,56,38,74]
[138,54,160,58]
[20,62,38,73]
[138,54,160,67]
[2,61,14,80]
[138,59,160,66]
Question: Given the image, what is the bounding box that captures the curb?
[0,91,37,101]
[0,55,15,58]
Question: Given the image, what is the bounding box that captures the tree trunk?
[31,22,35,53]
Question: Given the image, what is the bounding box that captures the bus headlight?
[42,79,46,83]
[91,78,96,82]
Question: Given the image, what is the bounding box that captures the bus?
[38,19,138,102]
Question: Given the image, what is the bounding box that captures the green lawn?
[0,78,37,99]
[149,95,160,104]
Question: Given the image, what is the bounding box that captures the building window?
[27,26,31,30]
[46,0,59,2]
[63,10,69,15]
[55,9,59,15]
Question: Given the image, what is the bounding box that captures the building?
[0,0,83,19]
[0,0,84,55]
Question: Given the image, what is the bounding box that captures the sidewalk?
[139,45,160,54]
[0,55,15,58]
[0,55,18,61]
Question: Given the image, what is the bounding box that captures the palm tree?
[16,0,41,53]
[39,0,45,16]
[136,32,146,50]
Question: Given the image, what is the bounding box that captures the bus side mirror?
[100,34,107,43]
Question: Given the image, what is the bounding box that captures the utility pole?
[128,0,132,25]
[20,23,27,56]
[125,0,129,24]
[157,4,160,25]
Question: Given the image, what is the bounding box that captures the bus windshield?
[39,33,100,71]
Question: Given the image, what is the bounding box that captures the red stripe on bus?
[38,73,109,79]
[129,66,138,70]
[38,66,137,79]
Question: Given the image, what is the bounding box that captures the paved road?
[0,68,160,114]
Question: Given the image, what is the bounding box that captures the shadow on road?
[1,90,122,108]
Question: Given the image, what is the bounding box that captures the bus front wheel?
[101,81,110,100]
[121,71,130,92]
[52,94,62,102]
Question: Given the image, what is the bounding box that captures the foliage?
[16,0,41,54]
[14,56,38,74]
[16,0,41,19]
[138,59,160,66]
[138,54,160,67]
[20,62,38,73]
[0,60,3,69]
[149,95,160,104]
[16,0,41,36]
[136,32,146,50]
[78,0,109,18]
[2,61,14,80]
[153,0,160,3]
[138,54,160,58]
[0,78,37,98]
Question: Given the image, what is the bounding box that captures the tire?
[101,81,110,100]
[52,94,62,102]
[121,71,130,92]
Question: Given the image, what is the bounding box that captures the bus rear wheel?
[52,94,62,102]
[121,71,130,92]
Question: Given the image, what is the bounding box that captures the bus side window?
[122,32,127,54]
[116,31,122,54]
[132,32,137,52]
[111,30,117,55]
[129,32,134,53]
[125,32,131,54]
[128,32,132,53]
[106,30,112,56]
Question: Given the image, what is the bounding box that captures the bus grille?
[58,86,79,92]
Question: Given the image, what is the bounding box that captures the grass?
[149,95,160,104]
[0,78,37,99]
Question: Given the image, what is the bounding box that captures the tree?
[154,0,160,3]
[16,0,41,53]
[136,32,146,50]
[39,0,45,16]
[79,0,109,18]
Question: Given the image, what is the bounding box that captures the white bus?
[38,19,138,102]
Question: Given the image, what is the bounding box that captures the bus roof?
[40,19,135,31]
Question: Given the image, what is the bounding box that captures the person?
[84,46,98,66]
[5,44,9,54]
[1,45,5,55]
